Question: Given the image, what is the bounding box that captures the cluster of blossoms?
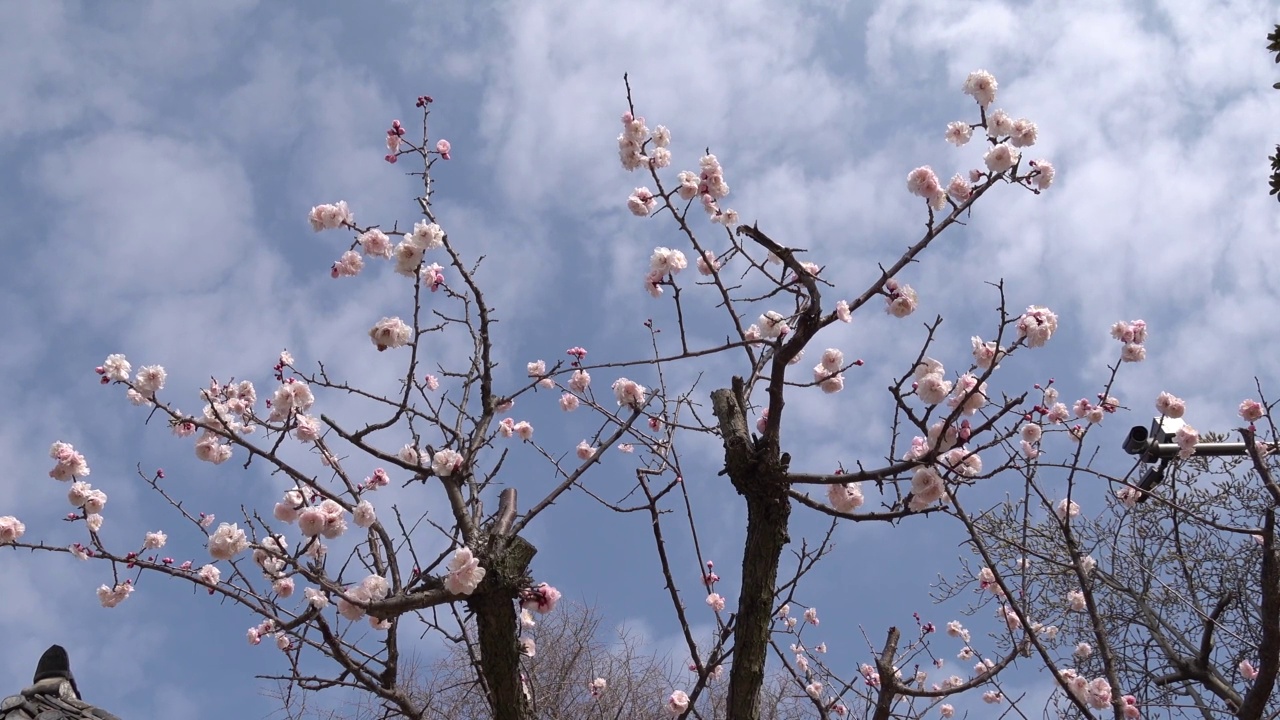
[1016,306,1058,348]
[317,200,448,287]
[644,246,688,297]
[914,358,953,405]
[498,418,535,440]
[617,112,670,172]
[308,201,354,232]
[939,70,1053,195]
[1072,392,1120,426]
[884,278,918,318]
[1111,319,1148,362]
[247,618,292,651]
[1057,670,1138,716]
[49,441,91,480]
[813,348,846,394]
[336,573,392,627]
[96,581,134,608]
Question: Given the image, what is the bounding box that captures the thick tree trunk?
[713,384,791,720]
[468,534,537,720]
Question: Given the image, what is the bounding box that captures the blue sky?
[1,1,1277,717]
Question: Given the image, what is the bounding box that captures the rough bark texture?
[468,533,537,720]
[713,382,791,720]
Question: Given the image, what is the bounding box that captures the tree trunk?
[713,384,791,720]
[468,534,537,720]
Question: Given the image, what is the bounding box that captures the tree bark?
[713,383,791,720]
[468,534,537,720]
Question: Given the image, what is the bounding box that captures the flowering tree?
[1,64,1277,720]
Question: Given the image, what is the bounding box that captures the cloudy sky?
[1,0,1277,717]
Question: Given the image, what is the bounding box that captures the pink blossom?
[805,682,823,699]
[1241,659,1258,681]
[559,393,580,412]
[835,300,852,322]
[706,593,726,612]
[988,109,1014,137]
[1067,590,1087,611]
[99,354,131,382]
[294,414,321,442]
[1176,424,1199,459]
[143,531,167,550]
[273,577,295,598]
[337,586,370,621]
[198,563,221,588]
[612,378,647,408]
[0,516,25,544]
[696,250,721,275]
[1055,499,1081,520]
[435,139,451,159]
[1121,343,1147,362]
[1155,392,1186,418]
[353,500,376,528]
[575,441,596,460]
[667,690,690,714]
[194,432,232,464]
[432,449,464,477]
[318,499,348,539]
[627,187,657,217]
[298,507,327,537]
[827,482,864,513]
[907,166,942,199]
[134,365,167,396]
[445,546,486,595]
[407,219,444,250]
[521,582,562,614]
[208,522,249,560]
[947,174,972,202]
[1240,399,1266,422]
[1087,677,1112,709]
[513,421,533,440]
[331,250,364,278]
[909,467,947,510]
[358,229,393,259]
[940,705,955,718]
[369,317,413,351]
[804,607,819,625]
[984,143,1020,174]
[962,70,998,107]
[944,122,972,146]
[1029,159,1054,189]
[947,374,987,415]
[305,587,329,609]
